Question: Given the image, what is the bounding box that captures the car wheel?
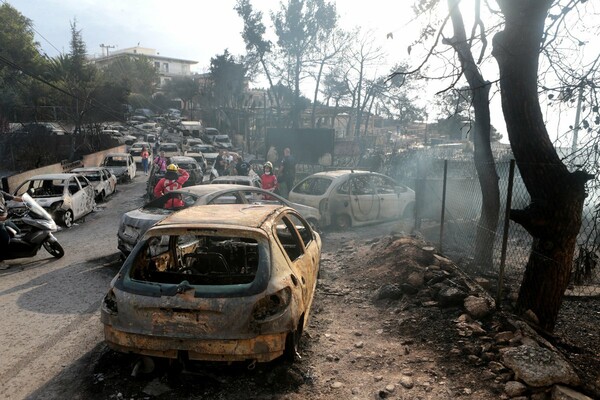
[43,239,65,258]
[97,190,105,202]
[334,214,351,230]
[60,209,74,228]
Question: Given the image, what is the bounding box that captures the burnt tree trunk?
[445,0,500,271]
[492,0,591,331]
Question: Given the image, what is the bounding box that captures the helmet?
[167,164,178,172]
[264,161,273,170]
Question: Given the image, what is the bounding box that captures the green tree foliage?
[272,0,337,128]
[101,55,158,97]
[163,77,199,117]
[0,3,46,127]
[210,49,247,109]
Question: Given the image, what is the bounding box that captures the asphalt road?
[0,174,148,399]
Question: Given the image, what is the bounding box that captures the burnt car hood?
[30,195,63,208]
[107,166,128,175]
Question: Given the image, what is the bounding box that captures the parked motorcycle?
[1,193,64,260]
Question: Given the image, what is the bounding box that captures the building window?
[154,61,160,69]
[163,63,169,73]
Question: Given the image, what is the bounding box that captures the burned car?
[118,184,321,256]
[168,155,203,186]
[13,173,96,227]
[72,167,117,201]
[103,204,321,363]
[288,170,415,229]
[102,153,137,183]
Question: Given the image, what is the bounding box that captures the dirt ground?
[26,219,600,400]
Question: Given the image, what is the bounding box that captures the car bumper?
[117,235,135,256]
[103,325,287,362]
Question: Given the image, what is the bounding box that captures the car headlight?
[252,287,292,322]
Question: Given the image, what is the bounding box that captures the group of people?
[214,150,250,177]
[149,146,296,210]
[260,147,296,198]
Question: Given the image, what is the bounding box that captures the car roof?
[72,167,106,172]
[308,169,373,178]
[105,153,130,157]
[168,183,254,196]
[155,204,286,229]
[170,156,196,162]
[212,175,254,182]
[27,173,82,180]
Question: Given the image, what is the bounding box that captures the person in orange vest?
[153,164,189,208]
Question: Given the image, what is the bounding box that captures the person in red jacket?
[153,164,189,209]
[260,161,278,200]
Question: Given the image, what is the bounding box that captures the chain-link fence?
[388,150,600,302]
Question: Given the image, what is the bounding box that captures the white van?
[180,121,203,138]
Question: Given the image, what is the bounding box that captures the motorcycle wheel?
[43,239,65,259]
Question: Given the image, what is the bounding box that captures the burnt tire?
[97,190,105,202]
[43,239,64,258]
[334,214,351,230]
[283,316,304,362]
[60,209,74,228]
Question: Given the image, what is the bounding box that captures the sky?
[6,0,416,73]
[5,0,593,146]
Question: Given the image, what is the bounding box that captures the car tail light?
[319,198,328,214]
[252,287,292,322]
[102,289,118,315]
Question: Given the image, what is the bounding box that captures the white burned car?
[102,153,136,182]
[13,173,96,227]
[289,170,415,229]
[72,167,117,201]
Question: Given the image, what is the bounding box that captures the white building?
[92,46,198,87]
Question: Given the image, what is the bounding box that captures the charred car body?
[13,173,96,227]
[103,204,321,363]
[118,184,321,257]
[288,170,415,229]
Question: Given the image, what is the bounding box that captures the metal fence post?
[414,158,424,231]
[439,160,448,253]
[497,159,515,308]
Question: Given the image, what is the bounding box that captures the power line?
[1,0,64,56]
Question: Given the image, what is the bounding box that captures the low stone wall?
[2,145,126,193]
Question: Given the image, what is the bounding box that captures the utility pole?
[571,83,584,153]
[100,44,116,57]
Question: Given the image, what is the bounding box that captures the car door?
[347,174,380,223]
[76,176,95,215]
[274,212,318,310]
[67,177,86,218]
[104,168,116,194]
[128,155,136,179]
[373,174,401,221]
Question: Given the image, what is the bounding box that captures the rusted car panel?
[101,204,321,363]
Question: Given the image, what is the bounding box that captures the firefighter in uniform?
[153,164,190,208]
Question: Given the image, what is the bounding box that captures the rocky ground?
[30,221,598,400]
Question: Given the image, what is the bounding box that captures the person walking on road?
[141,146,150,175]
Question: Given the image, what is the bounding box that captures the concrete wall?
[81,145,127,168]
[2,145,126,193]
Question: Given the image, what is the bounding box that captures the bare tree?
[443,0,500,271]
[492,0,594,331]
